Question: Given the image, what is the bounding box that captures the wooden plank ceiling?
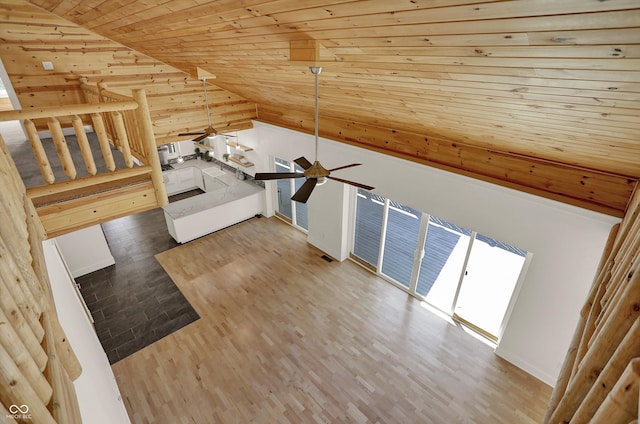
[20,0,640,215]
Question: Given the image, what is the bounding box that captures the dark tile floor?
[75,195,201,364]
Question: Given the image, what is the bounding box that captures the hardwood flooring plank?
[112,217,551,423]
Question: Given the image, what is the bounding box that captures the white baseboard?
[495,346,557,387]
[71,257,115,279]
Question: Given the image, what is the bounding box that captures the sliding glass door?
[293,162,308,230]
[418,217,472,313]
[274,157,308,231]
[352,189,384,269]
[351,190,528,342]
[380,202,421,288]
[453,234,528,340]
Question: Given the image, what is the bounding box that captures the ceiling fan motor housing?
[305,161,330,179]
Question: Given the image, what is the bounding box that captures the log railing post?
[24,119,55,184]
[97,82,118,148]
[90,113,116,172]
[547,268,640,423]
[47,117,76,180]
[570,318,640,422]
[112,111,134,167]
[71,115,97,175]
[132,88,168,206]
[545,189,640,424]
[590,359,640,424]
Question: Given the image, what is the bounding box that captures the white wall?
[43,239,131,424]
[55,225,115,277]
[307,180,351,260]
[0,57,21,110]
[251,121,619,386]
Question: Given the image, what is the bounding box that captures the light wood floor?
[112,217,551,423]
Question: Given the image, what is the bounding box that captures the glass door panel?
[353,189,384,267]
[293,163,308,230]
[418,217,472,312]
[453,234,527,339]
[380,201,421,288]
[275,159,292,220]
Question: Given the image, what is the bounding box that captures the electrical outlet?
[42,61,54,70]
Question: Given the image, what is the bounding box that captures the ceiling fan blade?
[254,172,305,180]
[294,156,313,170]
[328,163,362,172]
[193,133,211,142]
[178,132,205,136]
[291,178,317,203]
[327,176,375,191]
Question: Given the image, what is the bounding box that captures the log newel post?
[132,88,168,206]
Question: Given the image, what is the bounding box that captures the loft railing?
[79,78,148,162]
[0,85,167,237]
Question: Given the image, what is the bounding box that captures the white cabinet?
[176,167,193,192]
[163,170,179,195]
[163,166,204,196]
[193,167,205,191]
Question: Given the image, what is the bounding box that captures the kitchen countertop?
[163,157,221,172]
[162,165,264,220]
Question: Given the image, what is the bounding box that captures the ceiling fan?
[254,67,374,203]
[178,76,237,142]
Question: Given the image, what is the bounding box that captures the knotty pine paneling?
[20,0,640,215]
[0,0,256,145]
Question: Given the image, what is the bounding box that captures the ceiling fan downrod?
[310,66,322,162]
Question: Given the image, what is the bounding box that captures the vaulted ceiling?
[14,1,640,215]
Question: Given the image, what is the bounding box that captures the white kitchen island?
[162,166,265,243]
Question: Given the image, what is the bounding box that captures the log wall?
[0,133,82,423]
[544,186,640,423]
